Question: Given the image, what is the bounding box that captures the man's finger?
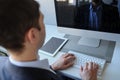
[88,62,93,70]
[65,56,76,62]
[80,66,83,72]
[84,62,89,70]
[93,62,99,70]
[63,61,74,69]
[64,53,75,58]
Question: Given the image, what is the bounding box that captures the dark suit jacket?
[74,3,120,33]
[0,57,63,80]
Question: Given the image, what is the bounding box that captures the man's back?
[0,57,62,80]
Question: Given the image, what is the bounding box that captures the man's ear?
[25,28,37,44]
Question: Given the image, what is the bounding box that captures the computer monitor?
[37,0,119,62]
[54,0,120,62]
[54,0,120,47]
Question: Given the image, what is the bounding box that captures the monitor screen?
[54,0,120,34]
[53,0,118,62]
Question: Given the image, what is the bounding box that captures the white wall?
[36,0,57,25]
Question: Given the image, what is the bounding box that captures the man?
[0,0,98,80]
[74,0,120,33]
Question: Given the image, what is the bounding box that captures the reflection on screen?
[55,0,120,33]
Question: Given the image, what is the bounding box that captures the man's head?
[0,0,45,52]
[92,0,102,6]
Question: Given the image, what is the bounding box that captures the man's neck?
[8,50,38,62]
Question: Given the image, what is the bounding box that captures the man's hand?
[80,62,99,80]
[51,53,75,70]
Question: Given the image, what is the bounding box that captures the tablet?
[39,37,68,56]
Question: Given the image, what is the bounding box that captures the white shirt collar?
[9,56,55,74]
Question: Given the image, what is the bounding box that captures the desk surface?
[39,24,120,80]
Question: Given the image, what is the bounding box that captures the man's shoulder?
[102,3,118,10]
[0,56,8,60]
[0,56,8,67]
[0,61,62,80]
[0,57,8,80]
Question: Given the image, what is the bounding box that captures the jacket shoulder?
[0,61,62,80]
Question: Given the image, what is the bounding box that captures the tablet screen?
[39,37,68,56]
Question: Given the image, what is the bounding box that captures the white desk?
[39,24,120,80]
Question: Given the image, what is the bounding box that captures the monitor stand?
[78,37,100,48]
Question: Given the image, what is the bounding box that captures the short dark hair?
[0,0,40,51]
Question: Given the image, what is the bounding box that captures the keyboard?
[68,50,106,76]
